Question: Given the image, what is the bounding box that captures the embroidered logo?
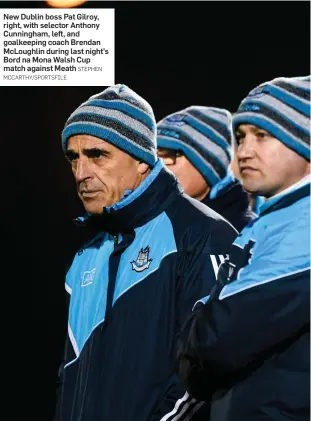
[240,104,261,112]
[157,128,180,139]
[218,239,256,285]
[131,246,153,272]
[81,268,96,287]
[164,113,186,126]
[228,265,234,279]
[210,254,229,278]
[247,85,266,98]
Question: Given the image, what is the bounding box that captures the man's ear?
[137,162,150,175]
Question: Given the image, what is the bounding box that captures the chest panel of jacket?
[65,211,177,363]
[218,195,310,299]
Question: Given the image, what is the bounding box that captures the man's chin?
[83,200,116,215]
[243,183,263,196]
[80,194,121,214]
[85,207,104,216]
[82,200,106,215]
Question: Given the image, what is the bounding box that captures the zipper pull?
[113,235,118,246]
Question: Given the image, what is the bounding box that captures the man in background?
[157,106,255,232]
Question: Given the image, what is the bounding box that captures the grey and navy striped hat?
[62,84,157,166]
[157,106,232,186]
[232,76,310,161]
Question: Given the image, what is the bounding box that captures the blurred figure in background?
[157,106,256,232]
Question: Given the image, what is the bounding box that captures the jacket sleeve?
[148,375,208,421]
[54,358,65,421]
[54,282,72,421]
[54,332,76,421]
[176,219,310,400]
[151,221,238,420]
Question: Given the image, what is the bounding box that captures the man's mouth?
[80,191,100,198]
[240,166,258,175]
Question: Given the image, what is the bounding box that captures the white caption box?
[0,8,114,86]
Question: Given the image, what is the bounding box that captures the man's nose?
[161,156,175,166]
[75,157,92,183]
[237,136,256,161]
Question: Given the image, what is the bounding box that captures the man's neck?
[195,186,210,201]
[266,173,311,202]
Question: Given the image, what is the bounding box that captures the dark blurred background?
[0,1,309,419]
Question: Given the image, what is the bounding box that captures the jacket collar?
[202,171,251,215]
[259,174,310,216]
[75,159,182,234]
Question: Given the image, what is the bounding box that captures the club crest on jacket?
[131,246,153,272]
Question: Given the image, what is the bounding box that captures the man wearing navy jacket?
[55,84,237,421]
[157,106,255,232]
[177,76,310,421]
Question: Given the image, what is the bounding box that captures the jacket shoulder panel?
[165,194,238,251]
[219,196,310,299]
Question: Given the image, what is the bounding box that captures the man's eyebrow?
[65,149,78,158]
[157,148,170,155]
[253,126,269,133]
[235,128,244,135]
[65,147,111,156]
[235,125,268,135]
[83,147,110,156]
[158,148,177,155]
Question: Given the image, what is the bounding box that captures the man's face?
[157,148,210,200]
[236,124,310,198]
[66,135,149,215]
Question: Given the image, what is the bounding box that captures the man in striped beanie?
[62,83,157,215]
[56,84,237,421]
[157,106,255,232]
[176,76,310,421]
[233,75,310,197]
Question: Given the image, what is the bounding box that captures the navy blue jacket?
[177,176,310,421]
[202,173,256,232]
[55,160,237,421]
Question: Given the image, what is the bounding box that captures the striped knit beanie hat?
[232,76,310,161]
[62,84,157,166]
[157,106,232,187]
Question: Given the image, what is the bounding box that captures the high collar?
[259,174,311,216]
[74,159,182,235]
[202,172,251,215]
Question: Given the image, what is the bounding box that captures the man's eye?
[93,151,103,158]
[66,153,78,163]
[89,150,107,159]
[235,133,244,144]
[257,132,268,138]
